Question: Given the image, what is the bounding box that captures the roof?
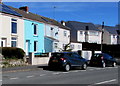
[0,3,22,17]
[9,6,70,30]
[96,25,118,35]
[65,21,100,42]
[104,26,118,35]
[66,21,100,31]
[9,6,46,23]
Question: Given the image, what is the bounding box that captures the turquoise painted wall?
[24,19,45,54]
[44,37,53,53]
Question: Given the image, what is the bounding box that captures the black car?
[48,52,88,71]
[90,53,117,67]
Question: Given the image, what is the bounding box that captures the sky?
[3,2,118,26]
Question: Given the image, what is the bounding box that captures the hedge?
[0,47,25,59]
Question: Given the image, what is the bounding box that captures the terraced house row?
[0,3,120,57]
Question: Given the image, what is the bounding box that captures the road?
[2,66,119,85]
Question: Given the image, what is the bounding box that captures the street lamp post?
[101,22,104,53]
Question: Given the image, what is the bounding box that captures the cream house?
[0,3,24,50]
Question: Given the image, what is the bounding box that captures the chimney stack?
[61,21,66,26]
[19,6,29,13]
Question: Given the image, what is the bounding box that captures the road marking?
[52,72,60,75]
[10,77,19,80]
[40,74,46,76]
[95,79,117,84]
[62,72,69,74]
[70,70,79,73]
[26,75,34,78]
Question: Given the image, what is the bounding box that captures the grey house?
[97,26,118,45]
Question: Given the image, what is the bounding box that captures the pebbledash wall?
[0,13,24,50]
[24,19,45,55]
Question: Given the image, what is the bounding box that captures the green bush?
[1,47,25,59]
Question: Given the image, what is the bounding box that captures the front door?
[26,40,30,55]
[1,38,6,47]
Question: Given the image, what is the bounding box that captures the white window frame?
[11,37,17,47]
[11,19,17,34]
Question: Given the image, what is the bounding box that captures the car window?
[103,54,112,59]
[51,53,63,57]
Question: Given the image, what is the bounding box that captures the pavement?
[1,58,120,73]
[2,64,48,73]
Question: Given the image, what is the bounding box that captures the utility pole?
[101,22,104,53]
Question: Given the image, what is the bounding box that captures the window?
[11,19,17,34]
[11,37,17,47]
[34,24,38,35]
[80,31,83,35]
[70,44,74,49]
[34,41,38,51]
[54,43,58,48]
[113,35,116,38]
[78,45,81,49]
[64,31,67,36]
[89,31,99,36]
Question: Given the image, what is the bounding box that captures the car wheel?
[112,62,116,67]
[64,64,70,72]
[82,63,87,70]
[102,62,106,68]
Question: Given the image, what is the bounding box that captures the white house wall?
[0,14,24,50]
[70,42,82,51]
[111,35,117,45]
[58,28,70,51]
[77,30,101,44]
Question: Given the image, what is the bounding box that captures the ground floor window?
[34,41,38,52]
[11,37,17,47]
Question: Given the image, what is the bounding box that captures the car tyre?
[64,64,70,72]
[82,63,87,70]
[112,62,116,67]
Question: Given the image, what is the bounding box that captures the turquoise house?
[24,20,45,55]
[11,6,45,55]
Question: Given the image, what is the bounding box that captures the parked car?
[90,53,117,67]
[48,52,88,71]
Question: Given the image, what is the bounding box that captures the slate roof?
[0,3,22,17]
[9,6,70,30]
[95,25,118,35]
[66,21,100,43]
[66,21,100,31]
[104,26,118,35]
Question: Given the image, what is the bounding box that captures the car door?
[70,53,83,66]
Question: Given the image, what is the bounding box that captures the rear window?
[51,53,64,57]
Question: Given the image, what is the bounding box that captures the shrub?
[1,47,25,59]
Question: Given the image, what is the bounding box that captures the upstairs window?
[64,31,67,36]
[11,19,17,34]
[34,24,38,35]
[80,31,83,35]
